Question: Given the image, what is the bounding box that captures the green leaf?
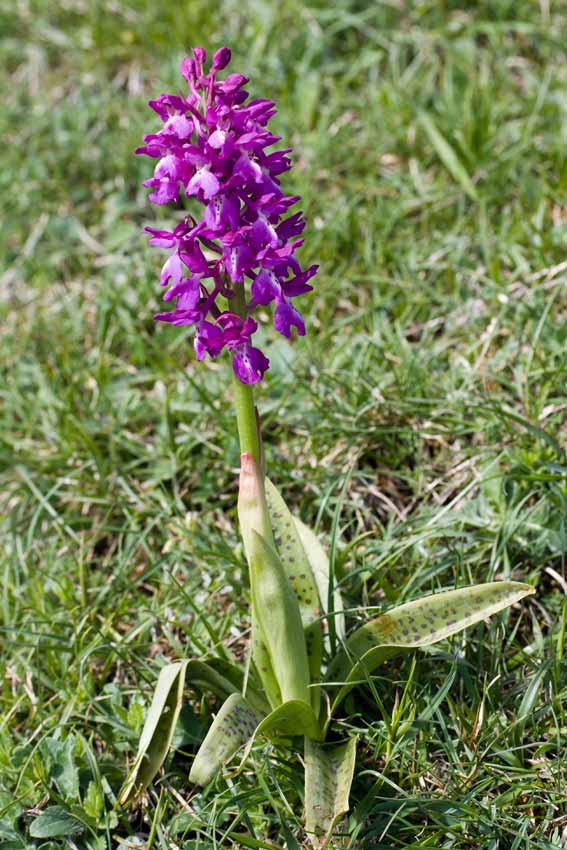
[251,613,282,710]
[190,697,321,788]
[327,582,534,709]
[119,660,187,804]
[238,457,311,709]
[171,703,203,749]
[43,735,79,800]
[257,699,321,740]
[265,478,324,713]
[29,807,84,839]
[185,658,269,715]
[248,530,312,707]
[82,781,104,821]
[293,516,345,641]
[419,111,478,201]
[189,693,261,786]
[305,737,357,847]
[265,479,324,632]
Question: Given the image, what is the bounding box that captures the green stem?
[231,281,261,464]
[232,372,261,463]
[232,282,274,549]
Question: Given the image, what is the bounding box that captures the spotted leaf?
[293,516,345,642]
[189,693,262,786]
[305,736,357,848]
[327,582,534,710]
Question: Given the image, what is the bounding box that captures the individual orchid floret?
[137,46,318,383]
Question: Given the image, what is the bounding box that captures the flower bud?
[212,46,231,71]
[192,46,206,66]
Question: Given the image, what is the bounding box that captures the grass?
[1,0,567,847]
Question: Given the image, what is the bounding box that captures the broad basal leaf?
[249,530,312,707]
[305,737,357,848]
[190,697,322,787]
[119,660,187,804]
[239,457,311,708]
[265,479,324,632]
[257,699,321,740]
[189,693,261,786]
[252,612,282,710]
[327,582,534,710]
[265,478,324,714]
[186,658,269,715]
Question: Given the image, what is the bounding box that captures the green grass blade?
[265,478,324,714]
[293,516,345,641]
[119,660,188,804]
[419,111,478,201]
[304,736,357,847]
[327,582,534,710]
[189,693,262,786]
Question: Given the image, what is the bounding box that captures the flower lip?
[232,344,269,384]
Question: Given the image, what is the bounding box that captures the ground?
[1,1,567,848]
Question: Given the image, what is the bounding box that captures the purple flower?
[186,166,220,200]
[143,155,185,205]
[137,46,318,383]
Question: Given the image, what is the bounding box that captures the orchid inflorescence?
[137,46,318,384]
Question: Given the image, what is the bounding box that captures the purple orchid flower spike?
[137,46,318,384]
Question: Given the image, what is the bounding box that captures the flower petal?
[194,321,224,359]
[163,276,201,309]
[274,299,305,338]
[251,268,280,306]
[232,345,269,384]
[160,253,183,287]
[186,167,220,200]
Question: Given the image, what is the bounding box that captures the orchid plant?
[121,47,534,846]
